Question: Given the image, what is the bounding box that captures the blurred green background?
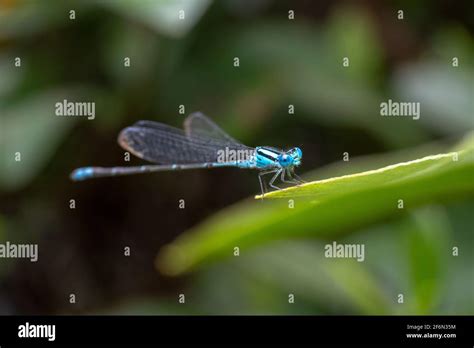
[0,0,472,315]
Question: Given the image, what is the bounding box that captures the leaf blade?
[157,137,474,276]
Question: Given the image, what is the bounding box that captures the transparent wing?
[184,112,241,145]
[118,118,252,164]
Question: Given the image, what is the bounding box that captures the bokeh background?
[0,0,472,315]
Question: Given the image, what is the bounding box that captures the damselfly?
[70,112,304,195]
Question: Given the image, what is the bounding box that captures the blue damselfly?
[70,113,304,195]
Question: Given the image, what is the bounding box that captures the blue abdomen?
[70,167,94,181]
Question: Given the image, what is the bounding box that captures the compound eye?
[293,147,302,158]
[280,154,291,165]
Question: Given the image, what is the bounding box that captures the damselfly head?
[287,147,302,166]
[277,147,302,168]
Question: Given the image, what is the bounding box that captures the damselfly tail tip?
[70,167,94,181]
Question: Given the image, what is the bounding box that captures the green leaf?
[393,62,473,134]
[192,240,392,314]
[99,0,211,38]
[235,241,392,314]
[324,5,383,83]
[401,207,449,314]
[0,87,102,190]
[156,135,474,276]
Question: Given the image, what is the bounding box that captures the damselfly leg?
[268,169,283,190]
[258,168,285,197]
[287,168,305,184]
[279,168,303,185]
